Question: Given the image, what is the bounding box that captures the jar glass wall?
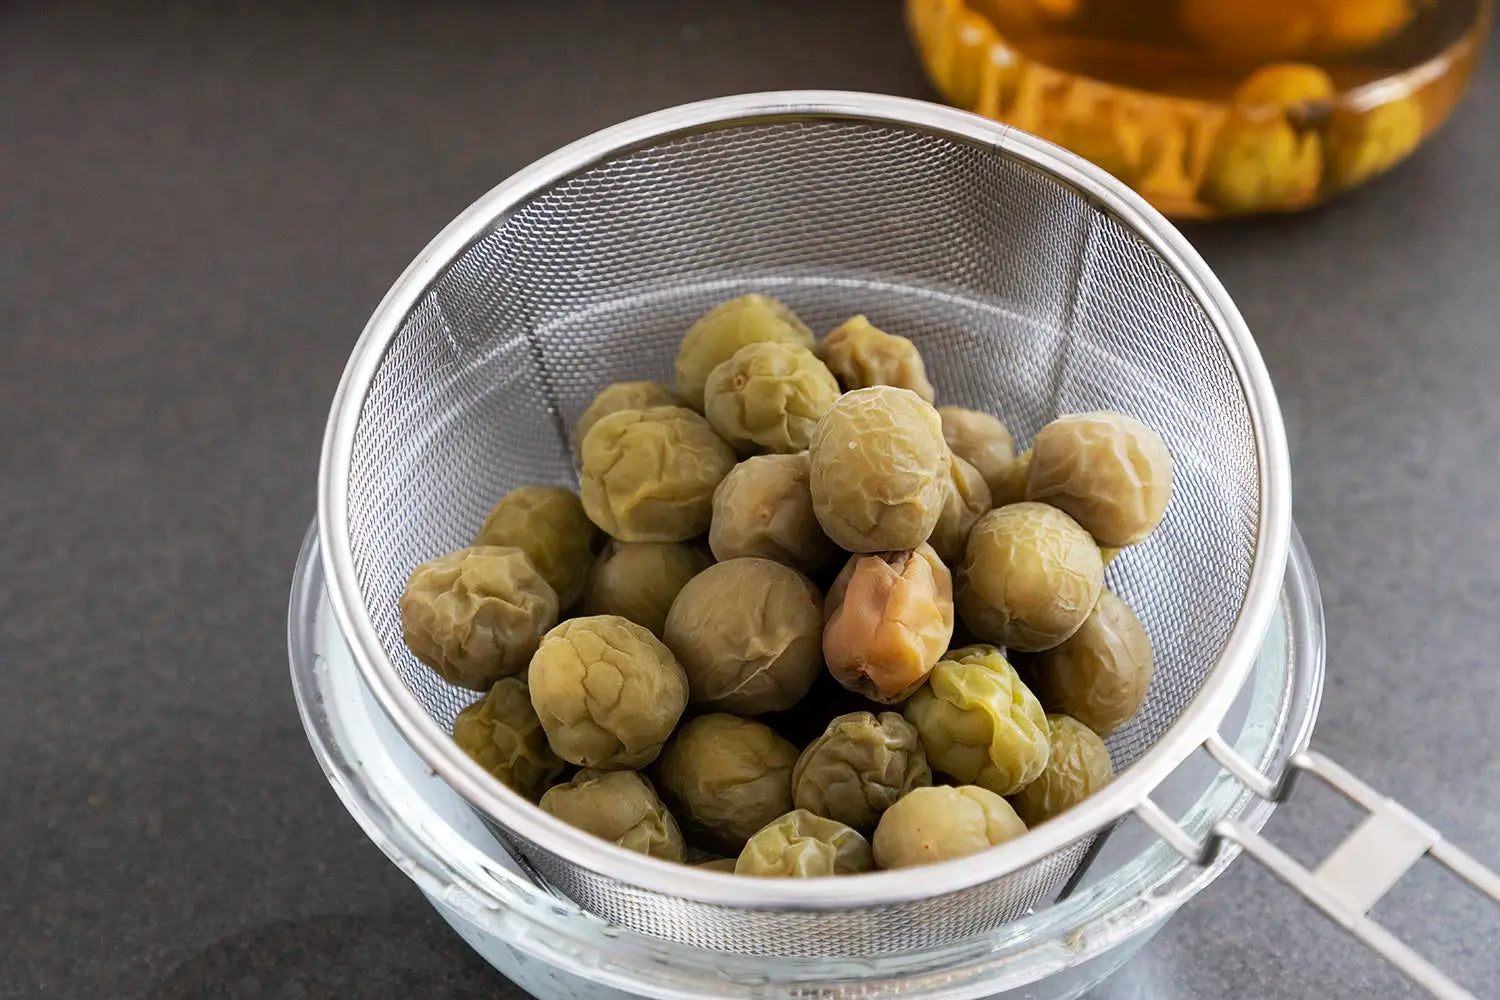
[907,0,1491,218]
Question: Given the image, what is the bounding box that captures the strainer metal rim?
[318,90,1292,912]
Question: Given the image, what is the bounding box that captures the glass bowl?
[288,522,1325,1000]
[906,0,1492,218]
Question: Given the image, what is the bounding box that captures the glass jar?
[906,0,1491,218]
[288,522,1326,999]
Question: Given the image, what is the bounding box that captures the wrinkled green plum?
[674,295,815,409]
[956,502,1103,651]
[1008,714,1113,827]
[992,448,1031,508]
[474,485,600,608]
[872,785,1027,869]
[930,455,992,565]
[656,714,799,853]
[791,712,931,832]
[452,677,565,800]
[400,546,559,691]
[817,315,935,403]
[703,343,840,455]
[539,768,685,861]
[938,407,1015,498]
[1025,589,1153,737]
[904,644,1051,796]
[573,381,681,460]
[528,615,689,769]
[1026,412,1173,546]
[579,406,736,542]
[823,544,953,704]
[579,541,710,637]
[663,558,824,715]
[709,452,842,577]
[735,809,874,877]
[809,386,948,552]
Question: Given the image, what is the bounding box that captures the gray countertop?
[3,2,1497,997]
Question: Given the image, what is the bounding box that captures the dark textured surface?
[2,2,1496,998]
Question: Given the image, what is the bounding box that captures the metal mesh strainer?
[317,93,1492,986]
[320,91,1283,953]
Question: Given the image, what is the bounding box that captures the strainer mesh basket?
[330,101,1268,956]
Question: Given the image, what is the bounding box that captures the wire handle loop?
[1137,740,1500,1000]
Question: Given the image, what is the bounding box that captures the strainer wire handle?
[1137,737,1500,1000]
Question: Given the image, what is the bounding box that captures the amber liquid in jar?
[907,0,1490,217]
